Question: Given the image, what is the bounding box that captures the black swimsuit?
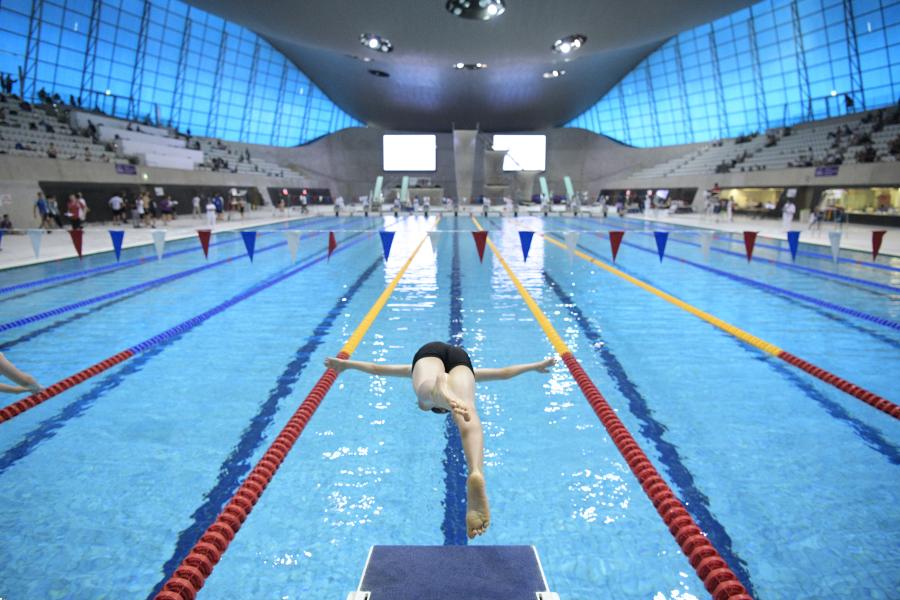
[411,342,474,414]
[412,341,474,374]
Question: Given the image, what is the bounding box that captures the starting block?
[346,545,559,600]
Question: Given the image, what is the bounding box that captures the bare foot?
[466,472,490,539]
[433,373,470,422]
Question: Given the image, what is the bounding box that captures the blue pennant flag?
[519,231,534,261]
[241,231,257,261]
[654,231,669,262]
[109,230,125,262]
[379,231,395,261]
[787,230,800,262]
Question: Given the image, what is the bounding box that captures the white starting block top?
[347,545,559,600]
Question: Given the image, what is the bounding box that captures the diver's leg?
[446,366,489,538]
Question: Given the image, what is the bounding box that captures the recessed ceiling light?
[453,62,487,70]
[345,54,374,63]
[368,69,390,78]
[446,0,506,20]
[542,69,566,78]
[552,34,586,54]
[360,33,393,53]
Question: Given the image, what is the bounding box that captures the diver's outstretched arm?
[0,352,41,393]
[325,357,412,377]
[474,357,555,381]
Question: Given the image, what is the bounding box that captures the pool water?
[0,215,897,599]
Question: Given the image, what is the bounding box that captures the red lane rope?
[561,352,753,600]
[777,351,900,419]
[0,350,134,424]
[153,351,348,600]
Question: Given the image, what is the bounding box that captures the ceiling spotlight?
[542,69,566,78]
[453,62,487,70]
[360,33,393,53]
[552,34,586,54]
[446,0,506,20]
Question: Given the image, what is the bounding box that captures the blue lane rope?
[0,215,333,296]
[592,220,900,294]
[573,224,900,332]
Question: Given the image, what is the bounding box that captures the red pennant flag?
[68,229,83,258]
[743,231,758,262]
[472,231,488,262]
[328,231,337,259]
[197,229,211,258]
[608,231,624,262]
[872,230,886,261]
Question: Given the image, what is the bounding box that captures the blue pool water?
[0,215,897,599]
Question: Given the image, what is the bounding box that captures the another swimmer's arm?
[474,357,556,381]
[325,357,411,377]
[0,382,30,394]
[0,352,42,392]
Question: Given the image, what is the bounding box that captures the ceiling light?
[552,34,586,54]
[360,33,393,53]
[453,62,487,70]
[542,69,566,78]
[446,0,505,20]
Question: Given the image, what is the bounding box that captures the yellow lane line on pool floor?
[470,217,570,356]
[340,218,439,356]
[542,233,784,356]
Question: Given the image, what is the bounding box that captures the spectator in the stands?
[84,147,92,162]
[46,142,57,159]
[855,145,877,163]
[15,142,33,151]
[0,214,12,231]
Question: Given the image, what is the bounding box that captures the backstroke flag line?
[743,231,758,262]
[699,231,713,259]
[68,229,83,258]
[472,230,488,262]
[872,230,886,260]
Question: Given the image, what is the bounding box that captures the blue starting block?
[346,545,559,600]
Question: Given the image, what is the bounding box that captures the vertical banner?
[379,231,395,261]
[241,231,257,261]
[743,231,758,262]
[151,229,167,260]
[699,231,713,259]
[828,230,841,263]
[109,230,125,261]
[654,231,669,262]
[564,231,580,253]
[471,230,488,262]
[68,229,84,258]
[608,231,624,262]
[328,231,337,259]
[284,230,300,263]
[519,231,534,261]
[28,229,44,258]
[872,230,886,261]
[563,176,575,201]
[786,230,800,262]
[372,175,384,204]
[538,176,550,200]
[197,229,212,258]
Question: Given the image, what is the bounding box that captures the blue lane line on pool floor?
[542,272,757,597]
[0,227,381,479]
[441,226,469,545]
[591,219,899,294]
[0,215,332,298]
[561,239,899,462]
[567,221,900,333]
[147,257,382,599]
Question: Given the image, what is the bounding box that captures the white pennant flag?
[828,230,841,263]
[564,231,580,252]
[152,229,167,260]
[284,230,300,263]
[700,231,713,259]
[27,229,44,258]
[428,230,440,250]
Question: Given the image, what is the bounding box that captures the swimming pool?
[0,215,897,599]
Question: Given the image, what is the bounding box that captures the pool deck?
[623,211,900,257]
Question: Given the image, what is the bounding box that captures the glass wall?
[0,0,361,145]
[567,0,900,147]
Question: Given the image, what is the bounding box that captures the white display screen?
[492,134,546,171]
[383,134,437,171]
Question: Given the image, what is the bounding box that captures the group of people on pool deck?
[326,341,554,539]
[1,342,551,540]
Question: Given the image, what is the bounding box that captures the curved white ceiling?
[186,0,754,132]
